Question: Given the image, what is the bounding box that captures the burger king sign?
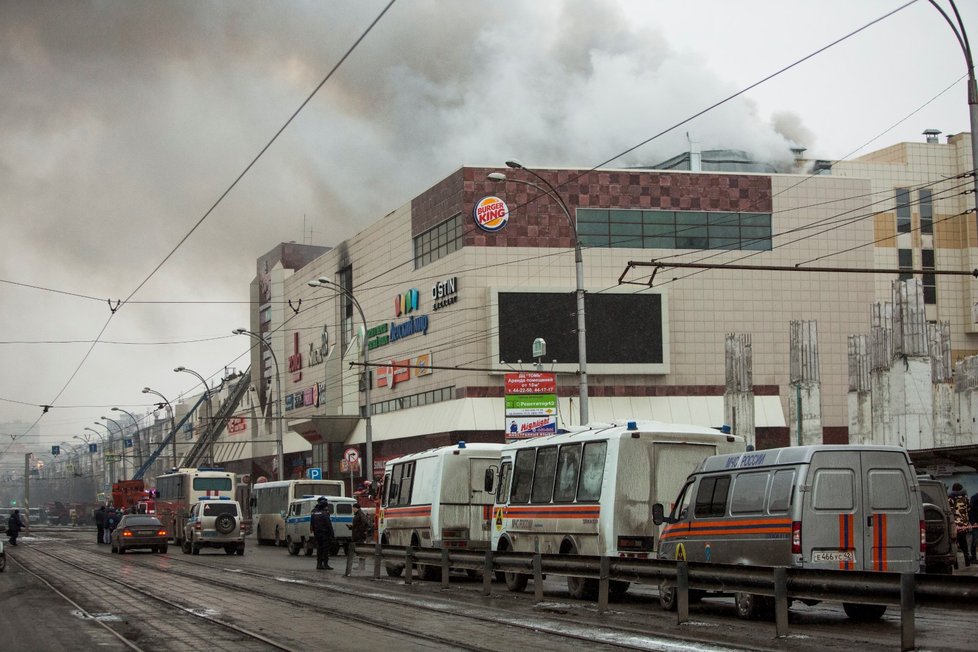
[474,196,509,232]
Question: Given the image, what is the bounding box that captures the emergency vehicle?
[379,442,505,580]
[491,420,744,599]
[654,444,924,620]
[284,496,357,557]
[155,468,237,546]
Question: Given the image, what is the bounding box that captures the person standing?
[7,509,24,546]
[351,504,370,545]
[104,508,120,545]
[969,489,978,565]
[948,483,973,567]
[310,497,334,570]
[94,505,107,545]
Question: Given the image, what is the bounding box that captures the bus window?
[193,477,232,492]
[397,462,415,506]
[382,473,392,507]
[694,476,731,518]
[510,449,536,504]
[496,462,512,503]
[530,447,558,504]
[553,444,582,503]
[578,441,607,502]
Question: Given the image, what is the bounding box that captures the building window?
[371,386,456,416]
[338,266,353,352]
[577,208,771,251]
[895,188,911,233]
[414,213,464,268]
[922,249,936,304]
[898,249,913,281]
[919,189,933,235]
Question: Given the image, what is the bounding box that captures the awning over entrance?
[346,395,786,445]
[289,415,361,445]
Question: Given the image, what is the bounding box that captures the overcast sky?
[0,0,974,459]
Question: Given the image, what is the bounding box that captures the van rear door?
[469,458,496,543]
[804,450,918,572]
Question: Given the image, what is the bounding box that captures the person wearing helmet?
[310,497,334,570]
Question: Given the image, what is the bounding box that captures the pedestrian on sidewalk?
[949,483,973,567]
[104,508,120,545]
[94,505,107,545]
[311,497,334,570]
[7,509,24,546]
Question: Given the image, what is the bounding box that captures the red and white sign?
[474,196,510,232]
[505,372,556,395]
[340,447,361,474]
[227,417,247,435]
[377,358,411,389]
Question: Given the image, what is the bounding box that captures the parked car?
[110,514,169,554]
[918,476,955,574]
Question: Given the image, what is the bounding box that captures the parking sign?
[307,467,322,480]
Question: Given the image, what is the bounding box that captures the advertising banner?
[505,372,556,394]
[505,416,558,439]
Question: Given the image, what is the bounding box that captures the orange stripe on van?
[873,513,888,571]
[384,505,432,518]
[659,517,791,541]
[838,514,854,570]
[504,505,600,519]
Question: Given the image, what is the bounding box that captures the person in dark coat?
[104,508,120,545]
[94,506,107,544]
[351,504,370,544]
[949,483,972,567]
[7,509,24,546]
[310,497,334,570]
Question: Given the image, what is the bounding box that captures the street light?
[489,160,590,425]
[175,366,213,464]
[84,427,107,488]
[927,0,978,224]
[307,277,373,483]
[92,421,121,482]
[233,328,284,481]
[142,387,176,470]
[73,435,95,499]
[111,407,141,470]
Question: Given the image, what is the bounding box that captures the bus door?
[469,458,496,539]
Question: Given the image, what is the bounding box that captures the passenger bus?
[491,420,744,598]
[379,442,505,580]
[154,467,237,546]
[251,479,345,546]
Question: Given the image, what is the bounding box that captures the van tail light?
[919,520,926,554]
[194,522,202,531]
[791,521,802,554]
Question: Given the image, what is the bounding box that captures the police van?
[653,444,924,621]
[284,496,356,557]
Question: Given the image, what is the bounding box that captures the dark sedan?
[110,515,169,554]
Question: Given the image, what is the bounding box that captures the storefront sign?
[389,314,428,343]
[474,196,509,232]
[506,416,558,438]
[505,393,557,414]
[394,288,420,316]
[414,352,432,377]
[377,359,411,389]
[505,372,557,394]
[368,323,389,350]
[288,331,303,381]
[309,325,328,367]
[227,417,247,434]
[432,277,459,311]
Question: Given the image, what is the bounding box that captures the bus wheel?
[287,537,300,556]
[842,603,886,621]
[564,544,597,600]
[504,571,528,592]
[385,563,404,577]
[419,562,441,581]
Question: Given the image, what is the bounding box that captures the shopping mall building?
[225,132,976,484]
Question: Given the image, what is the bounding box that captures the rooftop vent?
[923,129,941,144]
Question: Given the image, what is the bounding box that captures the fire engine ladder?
[133,393,207,480]
[180,371,251,469]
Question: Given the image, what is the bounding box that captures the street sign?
[340,447,361,474]
[307,467,323,480]
[343,448,360,464]
[89,443,98,453]
[124,438,133,448]
[51,445,60,456]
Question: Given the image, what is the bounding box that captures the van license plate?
[812,550,855,563]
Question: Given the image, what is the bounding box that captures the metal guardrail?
[348,543,978,652]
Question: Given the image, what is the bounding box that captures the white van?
[653,444,924,620]
[284,496,356,556]
[379,442,505,579]
[492,420,744,598]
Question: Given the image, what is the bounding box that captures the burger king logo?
[474,196,509,232]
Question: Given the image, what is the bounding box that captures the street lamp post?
[73,434,95,500]
[142,388,176,470]
[99,418,127,479]
[927,0,978,223]
[233,328,284,481]
[83,427,106,488]
[489,161,590,425]
[307,278,373,483]
[175,366,213,464]
[111,407,142,470]
[91,422,118,482]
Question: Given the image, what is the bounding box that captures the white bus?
[491,420,744,598]
[251,479,345,546]
[379,442,505,579]
[155,467,237,546]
